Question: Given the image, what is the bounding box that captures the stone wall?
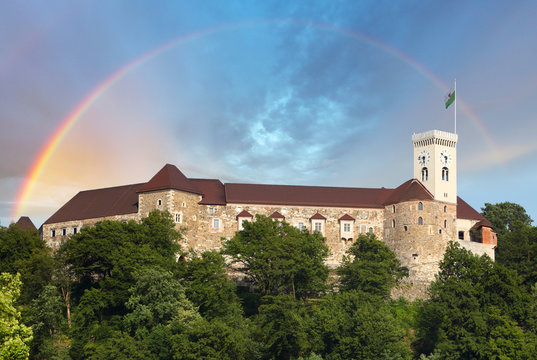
[457,240,495,259]
[42,213,138,249]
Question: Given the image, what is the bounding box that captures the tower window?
[444,205,447,213]
[418,217,423,225]
[418,202,423,210]
[442,167,449,181]
[392,205,396,213]
[392,219,396,228]
[444,220,447,228]
[421,167,428,182]
[404,226,408,231]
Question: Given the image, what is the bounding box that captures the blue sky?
[1,1,536,227]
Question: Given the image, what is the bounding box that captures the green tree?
[311,291,410,360]
[182,250,242,320]
[481,202,533,237]
[415,242,534,359]
[337,233,408,298]
[223,215,330,299]
[124,267,199,338]
[0,273,33,360]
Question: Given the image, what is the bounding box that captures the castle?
[42,129,496,298]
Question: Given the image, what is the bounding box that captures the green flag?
[445,90,455,109]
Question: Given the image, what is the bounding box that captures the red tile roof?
[138,164,202,195]
[457,197,492,228]
[191,179,226,205]
[224,183,393,208]
[269,211,285,219]
[383,179,434,205]
[310,213,327,220]
[236,210,253,219]
[44,183,143,224]
[339,214,355,221]
[15,216,37,231]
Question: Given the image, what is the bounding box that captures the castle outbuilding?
[42,129,496,298]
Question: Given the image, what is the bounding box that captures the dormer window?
[442,167,449,181]
[339,214,354,239]
[310,213,327,236]
[421,167,428,182]
[236,210,253,230]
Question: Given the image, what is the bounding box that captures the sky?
[1,1,537,228]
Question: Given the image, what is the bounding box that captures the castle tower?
[412,130,458,204]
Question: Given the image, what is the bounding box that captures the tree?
[311,291,411,360]
[223,215,330,299]
[124,267,199,338]
[0,273,33,360]
[181,250,242,320]
[481,202,533,237]
[415,242,534,359]
[337,233,408,298]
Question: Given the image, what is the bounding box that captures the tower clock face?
[440,149,452,166]
[417,150,430,166]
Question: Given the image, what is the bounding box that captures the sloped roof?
[138,164,202,195]
[236,210,253,219]
[457,197,492,228]
[15,216,37,231]
[191,179,226,205]
[269,211,285,219]
[44,183,143,224]
[310,213,327,220]
[383,179,434,205]
[339,214,355,221]
[224,183,393,208]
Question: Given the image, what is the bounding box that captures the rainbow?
[12,19,497,219]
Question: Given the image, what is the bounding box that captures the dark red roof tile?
[224,183,392,208]
[457,197,492,227]
[15,216,37,231]
[383,179,434,205]
[44,183,142,224]
[269,211,285,219]
[339,214,355,221]
[191,179,226,205]
[138,164,202,195]
[236,210,253,219]
[310,213,326,220]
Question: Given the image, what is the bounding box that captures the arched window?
[442,167,449,181]
[418,202,423,210]
[392,219,396,228]
[444,219,447,228]
[421,167,428,181]
[392,205,396,213]
[418,217,423,225]
[157,199,162,206]
[444,205,447,213]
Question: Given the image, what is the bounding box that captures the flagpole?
[454,79,457,133]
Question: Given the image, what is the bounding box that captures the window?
[62,228,67,236]
[392,205,396,213]
[182,202,186,207]
[444,220,447,228]
[404,225,408,231]
[157,199,162,206]
[418,202,423,210]
[208,207,214,215]
[421,167,428,181]
[314,222,322,232]
[175,213,182,224]
[344,223,351,232]
[418,217,423,225]
[439,229,442,234]
[212,218,220,229]
[442,167,449,181]
[444,205,447,213]
[368,227,373,234]
[392,219,396,228]
[73,227,78,234]
[458,231,464,240]
[51,229,56,237]
[297,222,305,231]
